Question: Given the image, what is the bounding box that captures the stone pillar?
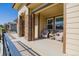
[18,16,21,37]
[17,16,20,36]
[18,13,25,37]
[19,15,23,37]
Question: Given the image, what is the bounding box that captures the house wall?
[39,15,47,37]
[11,24,17,32]
[18,5,28,39]
[35,14,39,39]
[66,3,79,55]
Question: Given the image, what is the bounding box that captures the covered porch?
[11,3,65,55]
[32,3,64,54]
[8,32,65,55]
[8,3,65,55]
[34,3,64,40]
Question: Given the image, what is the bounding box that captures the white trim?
[55,16,63,19]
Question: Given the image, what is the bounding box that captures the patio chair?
[41,29,49,38]
[49,31,55,40]
[55,31,63,42]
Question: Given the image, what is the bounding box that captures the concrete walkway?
[8,32,66,56]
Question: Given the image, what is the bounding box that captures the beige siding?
[66,3,79,55]
[66,4,79,8]
[39,15,47,37]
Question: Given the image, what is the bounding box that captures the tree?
[0,25,4,28]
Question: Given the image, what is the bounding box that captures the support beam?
[32,3,58,14]
[28,8,32,41]
[38,14,40,38]
[28,9,35,41]
[32,14,35,41]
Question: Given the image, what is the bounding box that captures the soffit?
[40,4,63,17]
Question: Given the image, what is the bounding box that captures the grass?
[0,25,4,33]
[0,28,1,41]
[0,27,3,40]
[0,28,2,33]
[0,27,4,34]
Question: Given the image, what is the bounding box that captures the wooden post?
[63,3,66,54]
[28,8,32,41]
[31,14,35,41]
[38,14,40,38]
[28,8,35,41]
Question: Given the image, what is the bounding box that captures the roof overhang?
[12,3,23,10]
[32,3,59,14]
[26,3,43,10]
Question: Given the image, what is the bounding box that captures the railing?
[2,32,21,56]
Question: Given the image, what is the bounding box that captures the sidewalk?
[8,32,65,56]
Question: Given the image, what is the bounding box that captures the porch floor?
[8,32,66,56]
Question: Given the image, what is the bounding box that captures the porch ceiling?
[40,4,63,18]
[27,3,43,10]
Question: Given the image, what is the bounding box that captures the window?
[47,18,54,32]
[55,16,63,32]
